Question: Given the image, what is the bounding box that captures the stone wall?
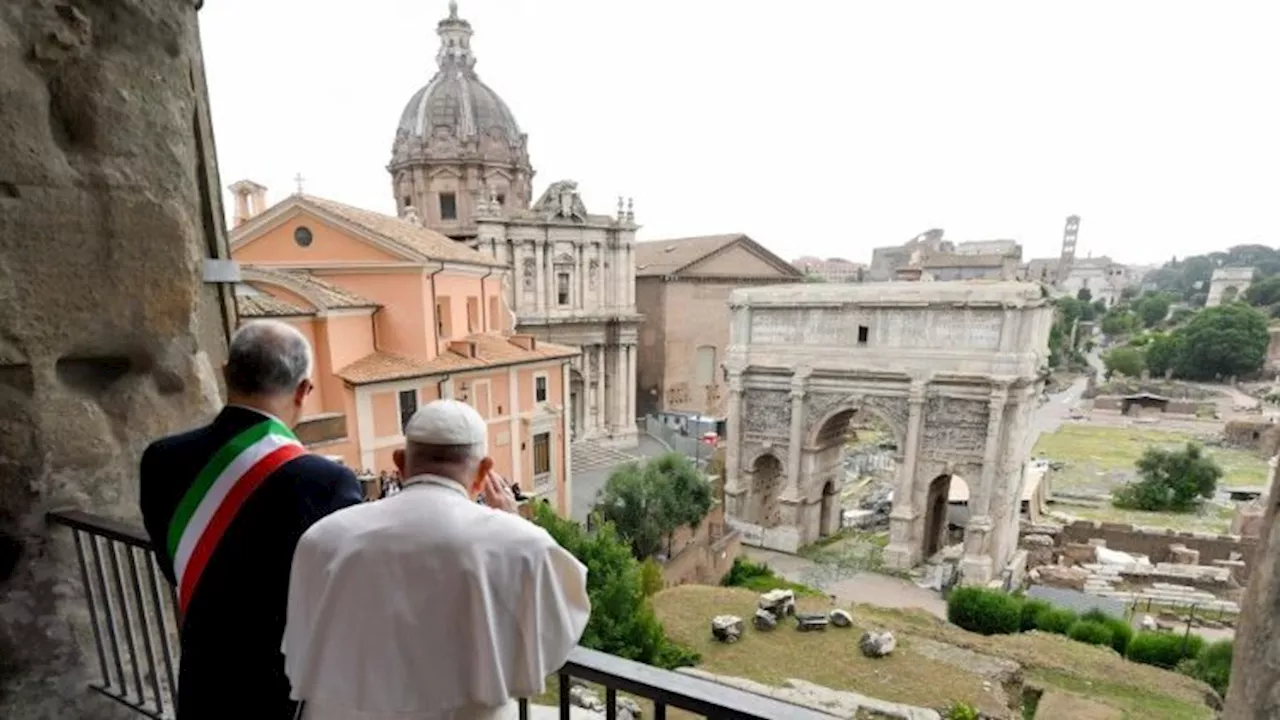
[1223,419,1280,457]
[0,2,230,716]
[1059,521,1257,580]
[661,510,742,588]
[1090,395,1204,415]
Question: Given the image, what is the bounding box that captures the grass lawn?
[1033,424,1268,531]
[649,585,1215,720]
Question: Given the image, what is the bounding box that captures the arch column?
[723,371,745,513]
[960,384,1009,584]
[885,379,927,569]
[785,369,811,496]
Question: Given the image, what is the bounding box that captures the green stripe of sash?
[166,419,297,557]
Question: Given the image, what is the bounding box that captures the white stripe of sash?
[174,433,301,587]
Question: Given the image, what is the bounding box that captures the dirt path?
[745,547,947,619]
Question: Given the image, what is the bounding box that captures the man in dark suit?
[141,319,363,720]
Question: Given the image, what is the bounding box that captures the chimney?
[448,340,478,358]
[509,334,537,351]
[229,180,269,227]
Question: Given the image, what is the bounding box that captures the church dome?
[396,73,522,145]
[394,2,524,150]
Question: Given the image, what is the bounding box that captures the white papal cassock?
[282,475,591,720]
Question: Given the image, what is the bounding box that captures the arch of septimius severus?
[722,282,1053,585]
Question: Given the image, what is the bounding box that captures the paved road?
[569,434,669,522]
[745,547,948,619]
[1022,374,1089,458]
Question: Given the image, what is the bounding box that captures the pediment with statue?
[532,180,588,222]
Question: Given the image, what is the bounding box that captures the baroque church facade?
[387,2,639,446]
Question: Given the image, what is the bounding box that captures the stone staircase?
[571,440,639,473]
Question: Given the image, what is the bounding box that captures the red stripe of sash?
[178,444,306,613]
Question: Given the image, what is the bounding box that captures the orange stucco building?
[228,188,577,513]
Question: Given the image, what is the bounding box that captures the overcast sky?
[200,1,1279,267]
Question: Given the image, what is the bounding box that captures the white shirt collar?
[401,473,470,498]
[227,403,289,427]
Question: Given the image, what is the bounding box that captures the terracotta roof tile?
[634,234,744,277]
[235,293,314,318]
[301,195,506,267]
[242,267,378,310]
[336,333,578,386]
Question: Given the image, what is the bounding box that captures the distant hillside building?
[868,229,1020,282]
[792,255,865,282]
[1206,266,1255,307]
[1019,255,1140,307]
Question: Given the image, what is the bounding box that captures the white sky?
[200,0,1280,266]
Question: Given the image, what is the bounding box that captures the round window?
[294,226,313,247]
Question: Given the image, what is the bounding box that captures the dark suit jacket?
[140,406,363,720]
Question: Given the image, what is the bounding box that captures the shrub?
[1080,608,1133,655]
[1020,599,1052,632]
[1180,639,1233,696]
[1127,631,1205,670]
[719,557,823,596]
[944,701,979,720]
[1034,607,1078,635]
[1067,620,1115,648]
[946,587,1022,636]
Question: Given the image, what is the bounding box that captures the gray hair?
[226,320,313,396]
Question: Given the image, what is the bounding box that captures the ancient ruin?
[0,2,232,716]
[722,282,1053,584]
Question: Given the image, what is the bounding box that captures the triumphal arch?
[722,282,1053,585]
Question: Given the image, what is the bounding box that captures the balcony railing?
[47,509,831,720]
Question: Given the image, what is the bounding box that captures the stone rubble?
[829,608,854,627]
[859,630,897,658]
[753,608,778,631]
[711,615,744,643]
[757,588,797,618]
[565,686,641,720]
[1078,562,1242,614]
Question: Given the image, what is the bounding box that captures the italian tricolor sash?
[167,418,306,614]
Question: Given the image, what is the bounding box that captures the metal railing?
[49,510,178,719]
[49,509,831,720]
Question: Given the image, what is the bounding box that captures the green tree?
[1103,347,1145,379]
[1077,287,1093,302]
[1169,307,1196,325]
[595,453,713,560]
[1112,443,1223,512]
[1135,293,1172,327]
[1143,332,1183,378]
[1245,275,1280,307]
[532,504,699,668]
[1173,303,1270,380]
[1100,310,1137,337]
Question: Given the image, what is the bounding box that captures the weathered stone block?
[0,2,227,716]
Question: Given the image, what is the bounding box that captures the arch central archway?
[799,403,902,540]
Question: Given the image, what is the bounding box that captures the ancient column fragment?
[0,1,228,716]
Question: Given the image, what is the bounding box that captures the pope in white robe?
[282,399,591,720]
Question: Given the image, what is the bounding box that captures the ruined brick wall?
[0,1,229,716]
[1059,521,1258,579]
[661,503,743,587]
